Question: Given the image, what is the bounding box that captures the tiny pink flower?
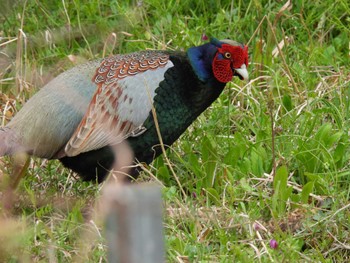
[253,222,261,231]
[270,239,278,249]
[201,33,208,41]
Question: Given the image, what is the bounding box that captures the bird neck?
[187,43,218,82]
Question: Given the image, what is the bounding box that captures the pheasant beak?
[234,64,249,81]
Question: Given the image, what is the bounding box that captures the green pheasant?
[0,38,249,182]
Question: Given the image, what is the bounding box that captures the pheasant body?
[0,39,249,182]
[4,61,102,158]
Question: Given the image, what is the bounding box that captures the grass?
[1,0,350,261]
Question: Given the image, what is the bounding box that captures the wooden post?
[103,184,164,263]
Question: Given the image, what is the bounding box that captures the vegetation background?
[0,0,350,262]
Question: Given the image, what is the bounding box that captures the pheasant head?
[187,38,249,83]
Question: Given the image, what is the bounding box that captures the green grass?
[1,0,350,262]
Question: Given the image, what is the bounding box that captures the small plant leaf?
[282,94,293,111]
[301,181,314,204]
[273,165,288,190]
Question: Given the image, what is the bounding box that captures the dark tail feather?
[0,127,22,156]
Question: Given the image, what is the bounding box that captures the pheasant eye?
[224,52,231,59]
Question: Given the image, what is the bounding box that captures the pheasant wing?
[64,51,173,157]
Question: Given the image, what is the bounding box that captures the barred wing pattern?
[64,51,173,157]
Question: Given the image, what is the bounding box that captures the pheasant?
[0,38,248,183]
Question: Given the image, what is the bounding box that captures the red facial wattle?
[212,44,249,83]
[212,53,233,83]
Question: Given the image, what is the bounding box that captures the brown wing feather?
[64,51,170,157]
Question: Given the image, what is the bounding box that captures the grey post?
[104,184,164,263]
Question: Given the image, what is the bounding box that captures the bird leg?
[5,153,29,191]
[0,153,29,215]
[9,153,30,190]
